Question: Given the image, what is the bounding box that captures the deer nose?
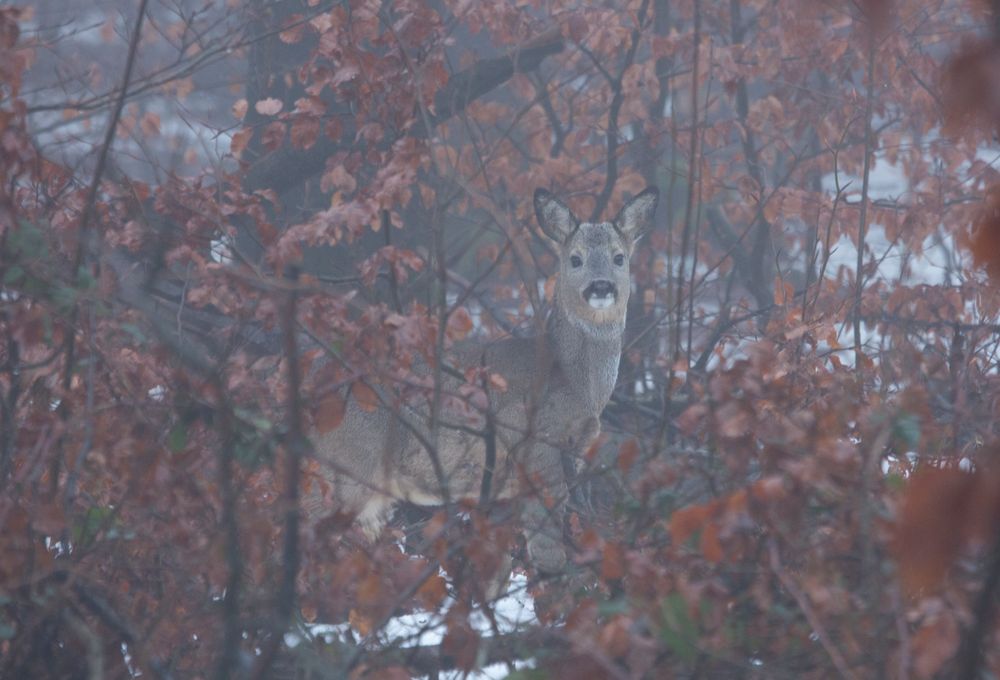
[587,280,616,297]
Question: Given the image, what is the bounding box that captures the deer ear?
[534,189,578,243]
[616,187,659,241]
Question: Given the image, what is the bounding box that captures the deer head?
[534,187,659,331]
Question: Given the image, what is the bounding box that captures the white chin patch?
[588,296,614,309]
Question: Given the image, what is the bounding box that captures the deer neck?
[549,301,624,412]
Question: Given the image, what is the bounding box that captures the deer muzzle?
[583,280,617,309]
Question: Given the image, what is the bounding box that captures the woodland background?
[3,0,1000,677]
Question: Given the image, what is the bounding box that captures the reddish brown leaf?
[670,502,715,546]
[372,668,410,680]
[969,184,1000,282]
[416,573,448,609]
[441,607,479,672]
[597,615,631,658]
[912,614,959,679]
[943,42,1000,138]
[447,307,474,341]
[601,541,626,581]
[716,401,751,439]
[894,467,976,594]
[261,121,286,152]
[139,111,160,137]
[617,438,639,473]
[321,165,356,194]
[232,98,247,120]
[357,572,382,604]
[488,372,507,391]
[700,523,724,563]
[566,13,588,43]
[325,117,343,141]
[676,402,708,435]
[352,381,379,412]
[290,116,320,150]
[279,14,305,43]
[348,608,374,637]
[230,128,252,157]
[315,394,346,434]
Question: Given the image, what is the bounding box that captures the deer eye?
[613,253,625,266]
[570,254,583,268]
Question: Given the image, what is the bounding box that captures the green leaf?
[0,622,15,640]
[661,593,698,664]
[167,424,187,453]
[120,323,147,344]
[10,220,45,257]
[76,266,97,290]
[597,597,630,617]
[233,433,272,469]
[505,670,547,680]
[51,285,77,312]
[71,505,114,547]
[2,265,24,285]
[235,407,273,432]
[885,472,906,492]
[893,412,921,448]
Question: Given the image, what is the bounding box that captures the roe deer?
[307,187,658,574]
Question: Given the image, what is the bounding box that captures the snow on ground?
[286,572,538,678]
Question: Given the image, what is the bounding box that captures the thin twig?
[673,0,701,368]
[250,266,308,680]
[853,18,877,377]
[589,0,651,221]
[53,0,150,497]
[768,539,859,680]
[956,530,1000,680]
[215,398,242,680]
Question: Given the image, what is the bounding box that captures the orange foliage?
[895,465,1000,594]
[968,184,1000,282]
[6,0,1000,677]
